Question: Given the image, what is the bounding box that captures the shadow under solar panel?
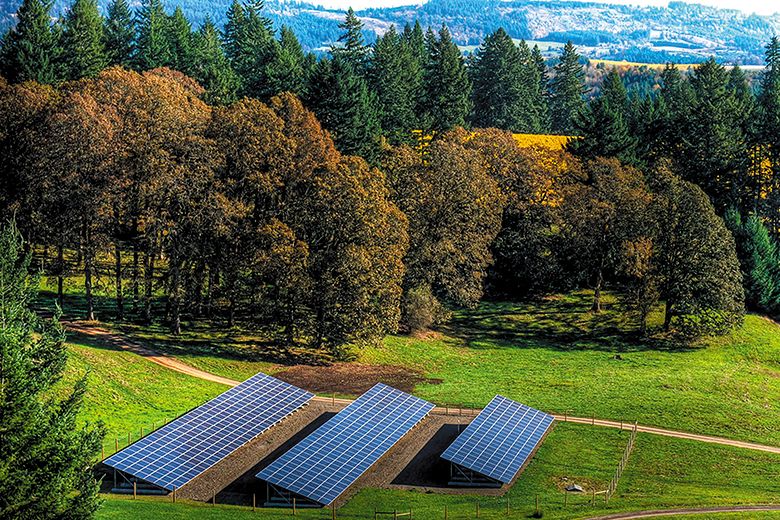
[257,383,434,506]
[103,372,314,492]
[441,395,554,484]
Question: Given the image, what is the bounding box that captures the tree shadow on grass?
[441,293,694,354]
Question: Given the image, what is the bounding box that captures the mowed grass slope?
[94,423,780,519]
[60,311,780,519]
[85,290,780,447]
[61,331,227,453]
[363,293,780,446]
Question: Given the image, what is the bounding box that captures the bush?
[402,285,449,333]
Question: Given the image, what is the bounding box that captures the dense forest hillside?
[3,0,779,64]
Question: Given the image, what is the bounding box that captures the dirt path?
[586,504,780,519]
[65,321,780,456]
[65,321,240,387]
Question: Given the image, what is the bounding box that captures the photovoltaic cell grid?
[441,395,554,484]
[257,383,435,505]
[103,372,314,491]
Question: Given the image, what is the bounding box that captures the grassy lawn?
[61,331,228,453]
[55,284,780,447]
[362,293,780,446]
[60,313,780,519]
[95,422,780,519]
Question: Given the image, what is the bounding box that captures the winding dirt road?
[586,504,780,519]
[66,321,780,455]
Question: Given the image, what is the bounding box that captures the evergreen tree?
[191,18,239,105]
[222,0,277,99]
[570,69,637,165]
[370,25,420,143]
[470,28,528,131]
[166,6,194,74]
[60,0,107,80]
[103,0,135,67]
[725,209,780,313]
[423,24,471,133]
[682,58,747,212]
[0,222,105,519]
[305,55,381,162]
[135,0,172,70]
[332,7,369,73]
[549,41,586,135]
[530,44,550,132]
[403,20,426,67]
[757,37,780,225]
[0,0,61,83]
[265,25,306,96]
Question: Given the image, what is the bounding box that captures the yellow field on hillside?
[513,133,571,150]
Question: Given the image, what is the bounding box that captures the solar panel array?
[257,383,434,505]
[103,372,314,491]
[441,395,554,484]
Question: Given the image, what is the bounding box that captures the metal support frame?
[447,462,501,488]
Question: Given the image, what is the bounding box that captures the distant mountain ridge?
[2,0,779,64]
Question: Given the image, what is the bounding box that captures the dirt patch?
[275,363,442,396]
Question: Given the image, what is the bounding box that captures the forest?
[1,0,780,358]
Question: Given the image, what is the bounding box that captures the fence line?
[606,421,638,501]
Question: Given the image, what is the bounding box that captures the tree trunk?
[57,242,64,308]
[663,300,673,331]
[115,243,124,320]
[170,250,181,336]
[143,245,155,324]
[591,268,603,313]
[227,296,235,328]
[205,266,214,319]
[83,223,95,322]
[131,219,139,314]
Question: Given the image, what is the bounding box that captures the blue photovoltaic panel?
[257,383,434,505]
[103,372,314,491]
[441,395,554,484]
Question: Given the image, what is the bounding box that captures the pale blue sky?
[310,0,777,16]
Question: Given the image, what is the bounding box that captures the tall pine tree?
[60,0,107,80]
[166,6,194,74]
[222,0,277,99]
[0,0,61,83]
[370,25,420,143]
[570,69,637,165]
[135,0,172,70]
[758,37,780,226]
[332,7,369,73]
[470,28,527,131]
[549,41,586,135]
[191,18,239,105]
[0,222,105,519]
[306,55,381,162]
[423,24,471,133]
[103,0,135,67]
[531,44,550,132]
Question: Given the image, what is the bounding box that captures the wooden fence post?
[591,489,596,506]
[115,438,119,453]
[475,500,479,518]
[444,505,448,520]
[506,496,510,516]
[564,491,568,507]
[127,432,131,445]
[101,446,104,460]
[133,481,136,499]
[293,497,296,516]
[212,492,216,505]
[252,493,255,511]
[332,505,336,520]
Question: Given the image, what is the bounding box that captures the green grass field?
[88,291,780,447]
[58,300,780,519]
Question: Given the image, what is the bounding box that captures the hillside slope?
[2,0,779,64]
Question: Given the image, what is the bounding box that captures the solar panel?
[257,383,434,505]
[441,395,554,484]
[103,372,314,491]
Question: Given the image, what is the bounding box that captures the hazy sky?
[309,0,778,16]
